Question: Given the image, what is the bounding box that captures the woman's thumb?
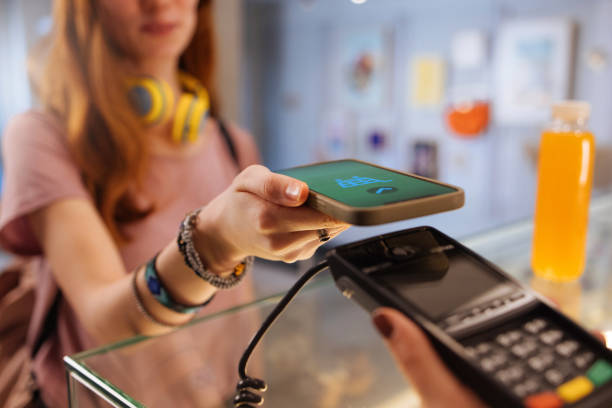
[234,165,309,207]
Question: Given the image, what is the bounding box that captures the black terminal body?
[326,226,612,408]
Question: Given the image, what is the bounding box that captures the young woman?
[0,0,348,406]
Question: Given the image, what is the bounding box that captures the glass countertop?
[64,195,612,408]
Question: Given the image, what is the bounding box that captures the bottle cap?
[552,100,591,122]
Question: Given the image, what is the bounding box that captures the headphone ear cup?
[128,83,152,118]
[128,78,173,125]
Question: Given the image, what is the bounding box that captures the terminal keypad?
[462,316,612,406]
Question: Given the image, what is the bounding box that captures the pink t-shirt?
[0,110,261,407]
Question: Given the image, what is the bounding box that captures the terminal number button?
[524,318,547,334]
[496,330,522,347]
[544,365,572,386]
[494,364,525,385]
[480,352,507,373]
[574,351,595,369]
[528,352,555,372]
[511,338,538,358]
[474,342,493,355]
[513,378,542,398]
[555,340,580,357]
[539,329,563,346]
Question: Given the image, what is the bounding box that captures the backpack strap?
[31,291,61,358]
[216,119,239,167]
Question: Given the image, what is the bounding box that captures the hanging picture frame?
[329,27,394,111]
[411,140,439,179]
[494,18,575,125]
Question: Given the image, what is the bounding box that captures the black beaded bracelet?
[177,217,195,270]
[177,208,251,290]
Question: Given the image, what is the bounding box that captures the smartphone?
[326,227,612,407]
[277,159,464,225]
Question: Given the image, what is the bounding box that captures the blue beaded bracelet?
[144,255,214,314]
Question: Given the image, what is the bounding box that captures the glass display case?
[64,195,612,408]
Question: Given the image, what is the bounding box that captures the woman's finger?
[254,203,348,233]
[264,230,324,255]
[372,307,486,407]
[592,331,606,344]
[272,225,348,262]
[279,239,321,263]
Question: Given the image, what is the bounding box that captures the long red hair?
[31,0,217,242]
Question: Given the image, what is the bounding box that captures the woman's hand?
[372,307,488,408]
[195,164,350,273]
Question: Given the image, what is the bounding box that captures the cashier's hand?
[196,165,350,273]
[372,307,488,408]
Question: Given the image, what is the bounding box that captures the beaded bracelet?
[144,254,214,314]
[177,208,252,289]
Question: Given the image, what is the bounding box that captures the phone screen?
[278,160,458,208]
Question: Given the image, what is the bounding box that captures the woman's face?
[97,0,199,65]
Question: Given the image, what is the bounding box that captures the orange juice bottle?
[531,101,595,281]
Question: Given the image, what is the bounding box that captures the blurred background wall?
[2,0,612,244]
[240,0,612,242]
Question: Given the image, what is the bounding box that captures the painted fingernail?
[285,183,301,201]
[373,313,393,339]
[592,331,606,344]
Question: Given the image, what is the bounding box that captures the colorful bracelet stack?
[132,207,252,327]
[177,208,252,289]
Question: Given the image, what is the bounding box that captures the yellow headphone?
[127,72,210,144]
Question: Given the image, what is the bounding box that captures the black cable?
[233,261,330,407]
